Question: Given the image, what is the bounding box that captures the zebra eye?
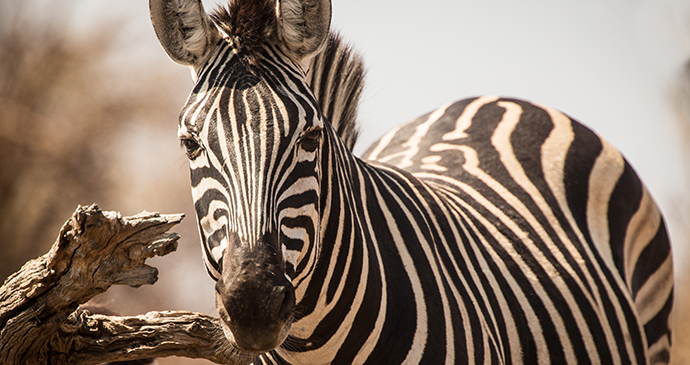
[300,128,322,151]
[181,137,202,159]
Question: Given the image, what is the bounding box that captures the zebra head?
[150,0,331,354]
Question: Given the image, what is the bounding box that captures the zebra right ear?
[149,0,220,67]
[275,0,331,62]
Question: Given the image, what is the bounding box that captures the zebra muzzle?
[215,241,295,353]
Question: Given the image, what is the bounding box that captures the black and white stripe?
[150,0,674,363]
[361,96,673,364]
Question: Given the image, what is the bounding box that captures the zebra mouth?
[213,322,280,364]
[216,290,294,353]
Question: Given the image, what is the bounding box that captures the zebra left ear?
[275,0,331,61]
[149,0,220,67]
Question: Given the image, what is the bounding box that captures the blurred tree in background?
[670,58,690,364]
[1,0,112,279]
[673,61,690,175]
[0,0,189,280]
[0,1,215,363]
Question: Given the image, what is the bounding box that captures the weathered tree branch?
[0,204,244,364]
[59,310,226,364]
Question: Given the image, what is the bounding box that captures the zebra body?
[361,96,672,364]
[149,0,673,363]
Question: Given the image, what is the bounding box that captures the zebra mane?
[306,32,365,151]
[210,0,277,66]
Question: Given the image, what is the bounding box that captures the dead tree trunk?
[0,204,245,364]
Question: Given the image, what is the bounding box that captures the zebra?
[149,0,674,363]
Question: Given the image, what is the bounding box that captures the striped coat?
[149,0,673,363]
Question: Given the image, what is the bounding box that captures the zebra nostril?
[278,285,295,321]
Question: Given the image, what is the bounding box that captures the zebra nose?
[216,245,295,352]
[217,278,295,352]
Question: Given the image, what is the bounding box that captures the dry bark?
[0,204,243,364]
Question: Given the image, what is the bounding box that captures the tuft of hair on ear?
[211,0,278,67]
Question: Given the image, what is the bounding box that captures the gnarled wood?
[59,310,228,364]
[0,204,244,364]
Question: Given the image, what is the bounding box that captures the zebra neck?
[281,127,399,361]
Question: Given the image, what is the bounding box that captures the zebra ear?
[149,0,220,66]
[275,0,331,61]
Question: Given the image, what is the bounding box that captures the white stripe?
[442,96,499,141]
[376,102,452,168]
[635,255,673,323]
[624,187,661,286]
[586,139,625,270]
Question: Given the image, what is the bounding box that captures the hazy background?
[1,0,688,363]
